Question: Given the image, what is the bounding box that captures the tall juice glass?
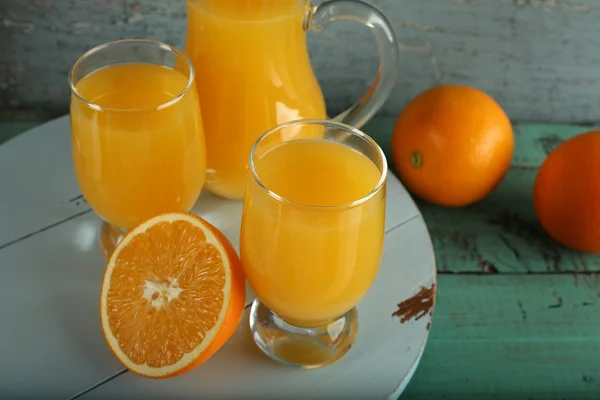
[240,120,387,368]
[69,39,206,257]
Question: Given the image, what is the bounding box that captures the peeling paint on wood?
[392,284,436,323]
[2,0,600,122]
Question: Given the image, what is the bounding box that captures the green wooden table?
[2,111,599,399]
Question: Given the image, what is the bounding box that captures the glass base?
[249,299,358,369]
[100,222,126,259]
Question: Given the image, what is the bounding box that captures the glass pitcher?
[184,0,399,200]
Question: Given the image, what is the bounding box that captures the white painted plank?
[0,116,417,248]
[0,213,120,399]
[0,116,85,246]
[0,209,254,399]
[78,217,435,400]
[385,172,419,232]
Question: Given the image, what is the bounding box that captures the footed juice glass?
[240,119,387,368]
[69,39,206,258]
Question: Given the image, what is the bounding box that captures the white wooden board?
[0,115,436,399]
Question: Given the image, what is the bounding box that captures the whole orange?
[391,85,514,207]
[534,131,600,253]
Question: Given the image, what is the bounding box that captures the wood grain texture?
[403,274,600,399]
[3,0,600,123]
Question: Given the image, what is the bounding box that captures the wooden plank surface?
[3,115,600,398]
[3,0,600,122]
[403,274,600,400]
[0,212,124,399]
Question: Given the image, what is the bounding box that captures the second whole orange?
[391,85,514,207]
[534,130,600,254]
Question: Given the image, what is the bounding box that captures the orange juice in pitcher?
[185,0,399,199]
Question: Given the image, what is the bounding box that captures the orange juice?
[70,63,206,230]
[240,139,386,327]
[185,0,327,199]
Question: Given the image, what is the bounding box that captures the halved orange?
[100,212,246,378]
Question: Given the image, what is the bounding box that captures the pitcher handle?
[309,0,400,129]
